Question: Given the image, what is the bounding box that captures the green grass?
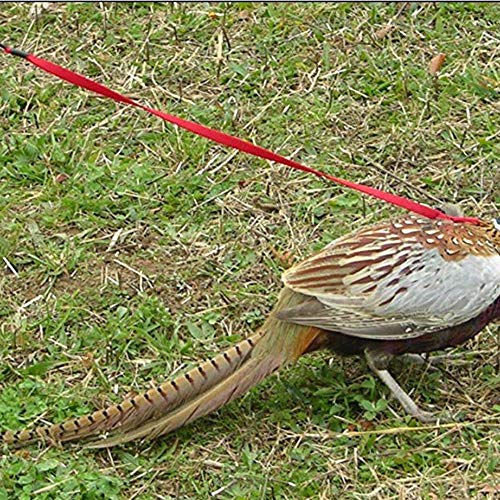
[1,3,499,498]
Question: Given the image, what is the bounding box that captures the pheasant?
[2,207,500,448]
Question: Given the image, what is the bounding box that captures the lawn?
[0,3,499,498]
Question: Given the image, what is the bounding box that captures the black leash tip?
[1,42,29,59]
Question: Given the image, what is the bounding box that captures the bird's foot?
[409,408,437,424]
[375,367,439,423]
[365,349,446,424]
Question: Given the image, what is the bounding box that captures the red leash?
[1,43,480,225]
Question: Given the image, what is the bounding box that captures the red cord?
[2,45,481,224]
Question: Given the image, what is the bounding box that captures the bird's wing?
[279,219,500,340]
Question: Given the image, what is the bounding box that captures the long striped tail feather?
[89,320,322,448]
[2,289,323,449]
[89,349,281,448]
[2,331,263,448]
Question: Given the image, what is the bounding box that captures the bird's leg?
[400,353,439,370]
[400,353,428,366]
[364,349,437,423]
[402,352,471,368]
